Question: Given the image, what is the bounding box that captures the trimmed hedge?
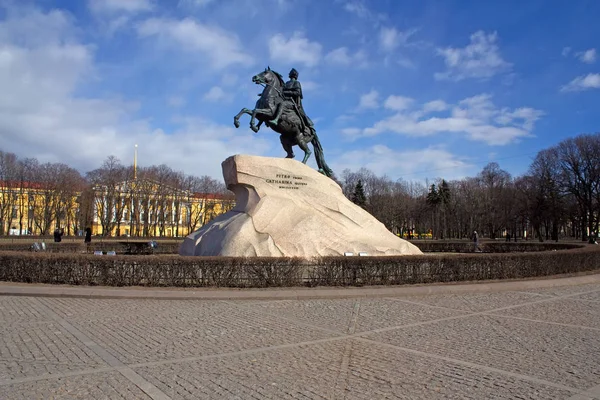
[0,240,583,255]
[0,245,598,288]
[0,241,181,255]
[408,241,584,253]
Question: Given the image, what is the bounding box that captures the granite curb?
[0,271,599,300]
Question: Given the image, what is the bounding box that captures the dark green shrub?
[0,245,598,288]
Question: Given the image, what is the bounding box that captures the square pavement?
[1,280,599,399]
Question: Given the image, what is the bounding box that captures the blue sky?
[0,0,598,182]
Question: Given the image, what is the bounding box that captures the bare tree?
[478,162,512,239]
[87,156,127,236]
[0,151,19,235]
[15,158,39,235]
[555,133,600,241]
[522,149,565,241]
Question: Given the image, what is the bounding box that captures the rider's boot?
[270,104,283,126]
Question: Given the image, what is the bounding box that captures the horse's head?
[252,66,284,88]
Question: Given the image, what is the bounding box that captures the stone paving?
[0,279,599,399]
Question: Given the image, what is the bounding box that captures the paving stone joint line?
[1,283,598,399]
[27,298,172,400]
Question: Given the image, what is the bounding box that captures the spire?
[133,144,138,180]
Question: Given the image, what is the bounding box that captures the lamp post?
[130,144,138,237]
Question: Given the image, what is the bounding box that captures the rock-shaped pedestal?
[179,155,422,257]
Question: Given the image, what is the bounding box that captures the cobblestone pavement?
[1,280,599,399]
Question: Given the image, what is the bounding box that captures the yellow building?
[0,179,234,237]
[90,178,234,237]
[0,180,80,236]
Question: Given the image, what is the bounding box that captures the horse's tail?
[311,131,333,177]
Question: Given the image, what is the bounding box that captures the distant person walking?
[84,227,92,244]
[53,228,63,243]
[472,230,482,252]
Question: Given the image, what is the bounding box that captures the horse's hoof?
[234,120,240,128]
[250,125,259,133]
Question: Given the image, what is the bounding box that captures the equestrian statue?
[234,67,333,177]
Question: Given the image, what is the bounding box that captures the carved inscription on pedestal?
[266,174,308,190]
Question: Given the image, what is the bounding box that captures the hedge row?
[0,241,181,254]
[410,241,584,253]
[0,245,598,288]
[0,240,584,255]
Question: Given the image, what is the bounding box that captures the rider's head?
[289,68,299,79]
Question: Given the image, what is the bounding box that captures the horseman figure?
[233,66,333,177]
[271,68,315,135]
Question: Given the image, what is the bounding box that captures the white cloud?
[423,100,447,113]
[435,31,512,81]
[137,17,254,69]
[88,0,154,36]
[340,0,387,24]
[343,0,370,18]
[452,94,497,121]
[383,95,413,111]
[203,86,233,103]
[325,47,368,67]
[378,27,416,52]
[577,48,597,64]
[220,73,239,87]
[358,90,379,109]
[343,94,542,146]
[268,32,322,68]
[0,6,270,181]
[139,117,271,179]
[103,15,130,35]
[167,96,186,107]
[560,73,600,92]
[397,57,415,69]
[325,47,351,64]
[333,145,472,181]
[562,47,572,57]
[379,27,399,52]
[301,80,319,92]
[178,0,214,8]
[0,8,74,47]
[335,114,356,123]
[494,107,545,130]
[89,0,154,14]
[340,127,362,138]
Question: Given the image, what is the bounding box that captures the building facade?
[90,179,234,237]
[0,179,233,237]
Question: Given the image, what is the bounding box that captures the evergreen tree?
[426,184,440,239]
[426,184,440,206]
[438,180,451,239]
[351,180,367,208]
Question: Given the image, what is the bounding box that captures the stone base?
[179,155,422,257]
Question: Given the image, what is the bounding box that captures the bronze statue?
[233,67,333,177]
[271,68,314,135]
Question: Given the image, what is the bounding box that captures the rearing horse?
[233,67,333,177]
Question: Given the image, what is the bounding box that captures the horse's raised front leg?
[234,108,252,128]
[250,107,273,132]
